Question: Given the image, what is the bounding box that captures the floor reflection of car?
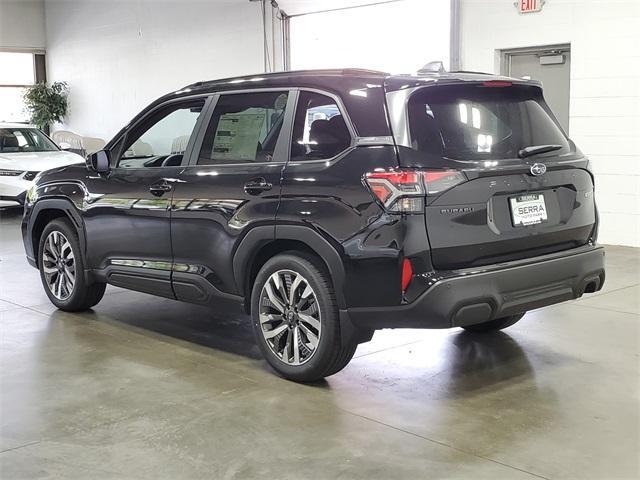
[0,123,84,207]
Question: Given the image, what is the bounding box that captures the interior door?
[508,49,571,133]
[83,97,207,297]
[170,89,294,306]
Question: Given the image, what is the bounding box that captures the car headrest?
[309,119,332,143]
[328,115,350,143]
[308,115,350,157]
[1,134,19,149]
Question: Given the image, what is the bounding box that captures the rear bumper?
[346,245,605,329]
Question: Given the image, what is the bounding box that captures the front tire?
[251,252,357,382]
[462,313,525,333]
[38,218,106,312]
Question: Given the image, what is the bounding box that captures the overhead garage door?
[288,0,451,74]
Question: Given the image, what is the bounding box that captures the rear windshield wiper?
[518,144,563,158]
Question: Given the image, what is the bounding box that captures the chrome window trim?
[283,145,356,167]
[354,136,394,147]
[385,86,424,149]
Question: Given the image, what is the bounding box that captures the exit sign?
[517,0,545,13]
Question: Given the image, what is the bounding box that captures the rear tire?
[38,218,106,312]
[462,313,525,333]
[251,252,358,382]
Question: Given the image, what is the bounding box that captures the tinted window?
[197,91,288,165]
[291,91,351,161]
[0,128,58,153]
[407,85,570,160]
[118,100,204,168]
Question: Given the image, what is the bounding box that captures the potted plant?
[23,81,69,134]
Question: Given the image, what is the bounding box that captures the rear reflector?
[365,169,466,213]
[401,258,413,292]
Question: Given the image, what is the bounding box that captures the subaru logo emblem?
[530,163,547,176]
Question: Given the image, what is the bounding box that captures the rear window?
[407,84,570,160]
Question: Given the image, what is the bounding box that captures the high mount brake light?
[365,169,466,213]
[482,81,513,87]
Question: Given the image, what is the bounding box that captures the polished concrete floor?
[0,207,638,480]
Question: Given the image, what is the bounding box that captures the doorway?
[500,44,571,133]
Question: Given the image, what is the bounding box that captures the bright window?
[0,52,36,123]
[118,100,205,168]
[290,0,451,73]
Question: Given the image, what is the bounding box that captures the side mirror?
[58,141,71,151]
[86,150,110,173]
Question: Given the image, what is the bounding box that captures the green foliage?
[23,82,69,130]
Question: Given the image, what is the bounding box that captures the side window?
[197,91,288,165]
[290,91,351,161]
[13,130,28,147]
[117,99,204,168]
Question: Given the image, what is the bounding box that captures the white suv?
[0,123,84,207]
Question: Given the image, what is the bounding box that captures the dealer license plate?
[509,193,548,226]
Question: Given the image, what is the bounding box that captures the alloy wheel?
[259,269,321,366]
[42,230,76,301]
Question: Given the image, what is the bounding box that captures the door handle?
[244,177,273,195]
[149,181,172,197]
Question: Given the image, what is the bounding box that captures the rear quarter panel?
[278,146,413,308]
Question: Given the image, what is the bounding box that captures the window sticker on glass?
[212,112,266,162]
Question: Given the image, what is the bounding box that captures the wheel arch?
[28,198,86,268]
[234,225,346,313]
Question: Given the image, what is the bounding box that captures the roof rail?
[181,68,390,90]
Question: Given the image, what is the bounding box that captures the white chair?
[51,130,84,154]
[82,136,106,155]
[51,130,107,156]
[171,135,191,154]
[125,140,153,157]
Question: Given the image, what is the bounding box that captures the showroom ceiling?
[277,0,401,16]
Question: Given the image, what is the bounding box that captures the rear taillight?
[365,169,465,213]
[422,170,466,195]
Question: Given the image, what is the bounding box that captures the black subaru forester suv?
[22,69,605,381]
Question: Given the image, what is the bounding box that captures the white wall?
[44,0,279,141]
[460,0,640,247]
[0,0,45,50]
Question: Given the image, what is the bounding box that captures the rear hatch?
[387,80,596,270]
